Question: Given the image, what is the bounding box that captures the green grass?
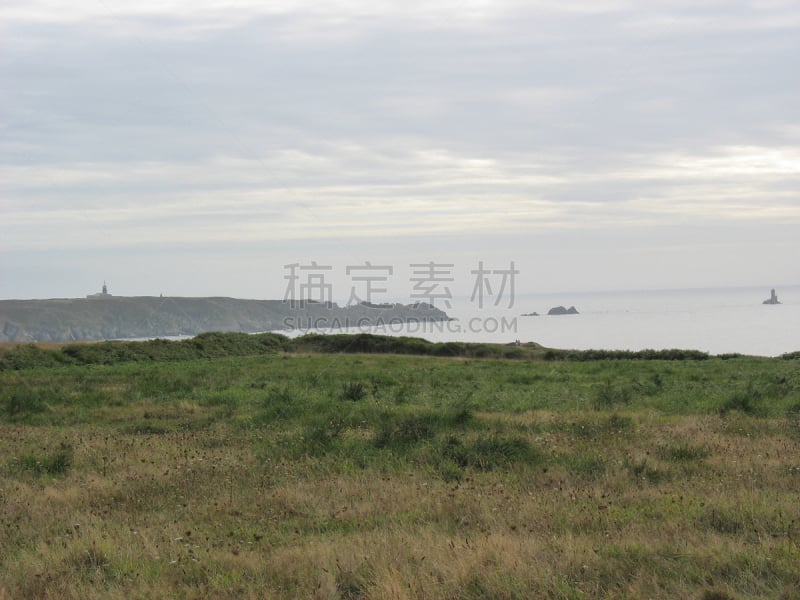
[11,442,73,476]
[0,335,799,598]
[1,332,727,372]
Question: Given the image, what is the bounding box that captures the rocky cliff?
[0,297,451,342]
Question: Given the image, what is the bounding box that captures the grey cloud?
[4,6,797,167]
[1,1,798,297]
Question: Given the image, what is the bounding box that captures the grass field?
[1,335,799,598]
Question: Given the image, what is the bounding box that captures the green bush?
[627,458,669,484]
[13,443,73,476]
[374,413,438,448]
[1,332,290,370]
[448,400,475,426]
[2,389,49,419]
[563,454,607,480]
[340,381,368,402]
[251,386,303,425]
[441,434,540,471]
[0,345,69,370]
[433,342,467,357]
[607,414,634,432]
[299,415,346,456]
[290,333,436,356]
[594,379,632,408]
[657,443,710,462]
[543,348,709,361]
[719,384,765,416]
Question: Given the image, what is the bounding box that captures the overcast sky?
[1,0,798,301]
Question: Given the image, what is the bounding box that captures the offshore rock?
[547,305,579,315]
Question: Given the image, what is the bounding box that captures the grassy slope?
[0,331,723,371]
[1,342,799,598]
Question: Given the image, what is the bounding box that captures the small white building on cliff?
[87,282,112,298]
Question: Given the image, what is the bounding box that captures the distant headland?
[0,285,452,342]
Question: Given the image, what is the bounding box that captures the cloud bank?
[1,0,798,297]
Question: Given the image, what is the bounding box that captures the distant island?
[762,289,781,305]
[0,288,452,343]
[548,305,579,315]
[521,306,580,316]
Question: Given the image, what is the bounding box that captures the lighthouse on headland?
[87,282,112,298]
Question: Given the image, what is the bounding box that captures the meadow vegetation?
[0,331,743,371]
[1,333,799,598]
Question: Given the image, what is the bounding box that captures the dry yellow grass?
[2,410,798,599]
[2,351,799,598]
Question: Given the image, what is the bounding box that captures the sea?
[285,285,800,357]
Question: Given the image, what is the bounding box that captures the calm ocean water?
[295,286,800,357]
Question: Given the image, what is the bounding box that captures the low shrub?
[374,413,438,448]
[13,442,73,476]
[719,384,765,416]
[441,434,540,471]
[657,443,710,462]
[2,389,49,420]
[0,345,70,370]
[627,458,669,484]
[544,348,709,361]
[340,381,368,402]
[1,332,290,370]
[594,379,633,408]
